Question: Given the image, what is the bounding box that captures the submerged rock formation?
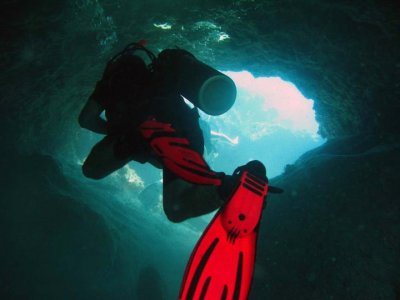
[0,154,139,299]
[255,135,400,299]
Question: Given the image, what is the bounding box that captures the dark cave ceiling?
[1,0,399,143]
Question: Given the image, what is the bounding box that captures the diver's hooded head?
[102,54,150,100]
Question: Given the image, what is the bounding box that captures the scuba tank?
[102,42,236,116]
[154,48,237,116]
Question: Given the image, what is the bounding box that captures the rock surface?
[0,154,138,299]
[254,135,400,299]
[2,0,399,141]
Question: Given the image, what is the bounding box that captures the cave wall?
[0,153,139,299]
[255,134,400,299]
[116,0,399,138]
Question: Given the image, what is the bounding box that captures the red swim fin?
[139,118,222,186]
[179,171,268,300]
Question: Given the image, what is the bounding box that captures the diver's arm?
[78,96,108,135]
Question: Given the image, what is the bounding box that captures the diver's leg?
[162,169,230,223]
[162,161,270,222]
[163,179,224,223]
[82,135,131,179]
[139,117,227,221]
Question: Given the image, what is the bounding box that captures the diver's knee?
[82,162,106,180]
[164,205,187,223]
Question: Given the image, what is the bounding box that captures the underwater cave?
[1,0,399,299]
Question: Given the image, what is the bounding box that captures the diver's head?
[105,55,149,86]
[102,54,150,100]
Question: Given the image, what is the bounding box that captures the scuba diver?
[79,41,282,222]
[79,41,283,299]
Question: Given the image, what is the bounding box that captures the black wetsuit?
[91,71,205,183]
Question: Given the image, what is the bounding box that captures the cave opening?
[200,70,326,178]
